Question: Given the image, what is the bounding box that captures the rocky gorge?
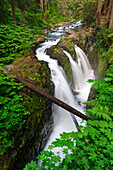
[1,20,107,169]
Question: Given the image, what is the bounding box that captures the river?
[36,20,95,166]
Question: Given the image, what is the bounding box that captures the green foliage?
[0,0,11,24]
[59,0,97,25]
[87,78,113,120]
[106,44,113,62]
[0,24,36,65]
[79,0,97,25]
[0,0,65,30]
[24,10,47,30]
[95,27,113,58]
[23,5,113,169]
[0,71,30,154]
[23,160,39,170]
[54,48,60,54]
[46,0,65,24]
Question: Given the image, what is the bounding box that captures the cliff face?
[1,52,54,170]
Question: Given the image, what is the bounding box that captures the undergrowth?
[0,24,36,65]
[0,71,30,154]
[0,23,37,155]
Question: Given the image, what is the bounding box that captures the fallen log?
[0,66,92,121]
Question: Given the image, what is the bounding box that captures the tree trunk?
[40,0,43,12]
[106,0,112,18]
[96,0,102,25]
[98,0,102,15]
[109,0,113,27]
[102,0,109,15]
[11,0,16,25]
[0,66,92,121]
[45,0,47,11]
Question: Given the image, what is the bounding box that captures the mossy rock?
[34,35,45,45]
[11,54,52,92]
[97,51,107,79]
[58,37,76,60]
[0,53,53,170]
[73,26,95,52]
[59,26,95,53]
[88,48,107,79]
[46,45,72,83]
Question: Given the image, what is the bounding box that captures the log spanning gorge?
[36,21,95,165]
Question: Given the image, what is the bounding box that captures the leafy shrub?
[106,44,113,62]
[0,71,30,154]
[95,27,113,58]
[0,24,36,65]
[54,48,60,54]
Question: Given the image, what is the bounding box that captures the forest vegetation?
[0,0,113,169]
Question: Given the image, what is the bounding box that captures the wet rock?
[46,45,72,83]
[88,47,107,80]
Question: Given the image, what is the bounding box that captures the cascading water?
[63,48,95,102]
[63,50,85,91]
[36,21,95,166]
[74,45,92,80]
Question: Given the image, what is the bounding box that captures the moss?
[98,51,107,79]
[0,53,53,170]
[88,47,107,79]
[12,54,51,91]
[107,44,113,63]
[22,64,28,68]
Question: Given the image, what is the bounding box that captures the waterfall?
[36,43,94,166]
[74,45,92,80]
[64,47,94,102]
[35,21,95,166]
[63,50,85,90]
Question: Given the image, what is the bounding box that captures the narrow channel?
[36,21,95,165]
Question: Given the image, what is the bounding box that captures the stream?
[36,21,95,166]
